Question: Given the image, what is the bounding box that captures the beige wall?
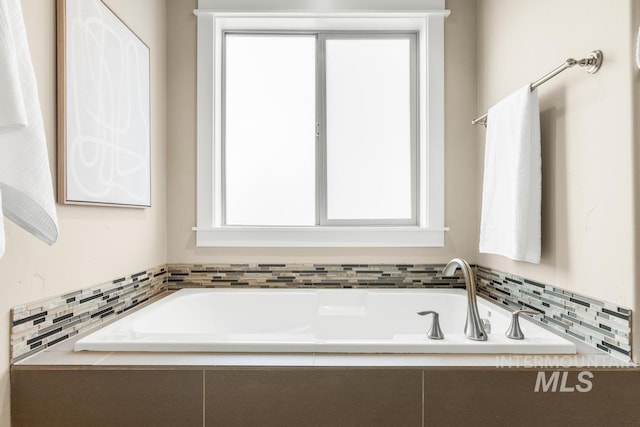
[0,0,167,424]
[476,0,638,358]
[633,0,640,364]
[166,0,480,264]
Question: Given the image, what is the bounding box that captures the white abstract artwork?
[59,0,150,207]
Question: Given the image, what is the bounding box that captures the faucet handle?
[505,309,540,340]
[417,311,444,340]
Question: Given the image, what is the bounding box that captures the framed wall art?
[57,0,150,207]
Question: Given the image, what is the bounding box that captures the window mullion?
[316,33,328,226]
[410,34,419,224]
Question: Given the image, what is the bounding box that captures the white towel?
[479,85,541,264]
[0,0,59,257]
[0,0,26,131]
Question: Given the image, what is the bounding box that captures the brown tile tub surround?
[424,369,640,426]
[10,366,640,426]
[11,368,203,427]
[205,369,422,427]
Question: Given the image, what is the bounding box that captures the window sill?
[193,226,448,247]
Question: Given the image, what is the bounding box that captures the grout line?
[421,370,425,427]
[94,352,113,366]
[202,370,206,426]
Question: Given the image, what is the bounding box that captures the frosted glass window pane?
[224,35,316,226]
[325,39,413,220]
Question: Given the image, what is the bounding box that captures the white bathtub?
[74,288,576,354]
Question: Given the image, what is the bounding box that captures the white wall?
[476,0,638,360]
[167,0,480,264]
[0,0,167,424]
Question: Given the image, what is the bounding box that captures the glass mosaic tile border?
[166,263,466,289]
[10,263,633,363]
[475,266,632,361]
[10,265,168,363]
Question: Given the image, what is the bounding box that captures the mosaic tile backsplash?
[166,263,465,289]
[476,266,632,361]
[11,263,633,363]
[10,266,167,363]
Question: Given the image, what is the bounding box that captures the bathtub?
[74,288,576,354]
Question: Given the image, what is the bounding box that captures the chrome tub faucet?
[442,258,487,341]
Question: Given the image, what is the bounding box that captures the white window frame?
[193,9,450,247]
[317,32,418,227]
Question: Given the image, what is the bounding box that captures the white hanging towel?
[0,0,59,257]
[0,0,26,130]
[479,85,541,264]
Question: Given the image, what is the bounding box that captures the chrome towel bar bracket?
[472,50,603,127]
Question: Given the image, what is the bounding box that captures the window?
[324,35,416,225]
[224,34,317,226]
[224,33,416,226]
[194,10,449,247]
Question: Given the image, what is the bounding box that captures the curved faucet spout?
[443,258,487,341]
